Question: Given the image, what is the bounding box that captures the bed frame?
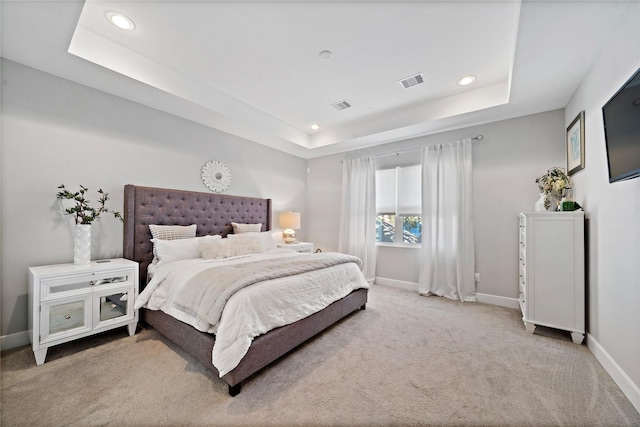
[123,185,368,396]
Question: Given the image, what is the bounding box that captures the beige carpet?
[2,285,639,426]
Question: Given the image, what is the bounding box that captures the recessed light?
[310,123,321,130]
[457,75,477,86]
[318,50,333,60]
[106,11,135,31]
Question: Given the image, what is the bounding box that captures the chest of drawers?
[518,212,585,344]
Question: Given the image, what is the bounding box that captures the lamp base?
[282,229,297,243]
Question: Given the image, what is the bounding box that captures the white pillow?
[227,231,276,251]
[149,224,197,264]
[201,236,264,259]
[231,222,263,234]
[152,235,221,265]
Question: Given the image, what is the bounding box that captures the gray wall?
[564,0,639,405]
[0,59,308,343]
[306,1,640,407]
[307,110,566,302]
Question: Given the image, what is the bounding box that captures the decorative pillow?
[152,235,221,265]
[149,224,197,264]
[227,231,276,251]
[149,224,197,240]
[201,236,264,259]
[231,222,263,234]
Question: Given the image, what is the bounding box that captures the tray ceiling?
[2,0,632,158]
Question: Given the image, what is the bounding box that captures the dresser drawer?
[41,268,135,299]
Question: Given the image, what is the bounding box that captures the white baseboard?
[374,277,418,292]
[1,330,30,351]
[587,333,640,414]
[476,293,519,309]
[375,279,519,310]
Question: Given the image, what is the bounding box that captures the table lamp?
[279,211,300,243]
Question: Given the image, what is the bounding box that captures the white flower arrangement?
[535,167,573,210]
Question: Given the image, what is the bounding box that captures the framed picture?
[566,111,585,175]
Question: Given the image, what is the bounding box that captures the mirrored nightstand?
[28,258,139,365]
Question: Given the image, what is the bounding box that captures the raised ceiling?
[1,1,632,159]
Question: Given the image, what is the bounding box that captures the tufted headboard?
[123,185,272,287]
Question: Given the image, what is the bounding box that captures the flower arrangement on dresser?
[535,167,573,211]
[56,184,123,264]
[56,184,123,224]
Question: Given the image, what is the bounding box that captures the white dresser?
[518,212,585,344]
[28,258,139,365]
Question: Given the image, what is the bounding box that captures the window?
[375,165,422,244]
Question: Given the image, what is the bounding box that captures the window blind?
[397,165,421,215]
[375,165,421,215]
[375,168,396,214]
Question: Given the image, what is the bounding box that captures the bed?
[123,184,368,396]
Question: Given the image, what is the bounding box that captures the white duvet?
[135,249,368,377]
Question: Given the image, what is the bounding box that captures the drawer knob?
[64,314,71,320]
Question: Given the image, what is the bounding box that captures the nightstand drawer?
[276,242,314,253]
[94,285,136,329]
[41,295,92,343]
[41,268,135,299]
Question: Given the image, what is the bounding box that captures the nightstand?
[276,242,314,253]
[28,258,139,365]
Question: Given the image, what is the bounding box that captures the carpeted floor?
[2,285,639,426]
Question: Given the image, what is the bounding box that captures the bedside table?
[276,242,314,253]
[28,258,139,365]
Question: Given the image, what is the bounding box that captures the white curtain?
[418,139,476,301]
[339,156,377,283]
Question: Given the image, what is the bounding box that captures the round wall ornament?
[201,160,232,193]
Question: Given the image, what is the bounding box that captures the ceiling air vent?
[399,73,424,89]
[331,100,352,111]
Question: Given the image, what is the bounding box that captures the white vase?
[535,194,545,212]
[73,224,91,265]
[545,195,559,211]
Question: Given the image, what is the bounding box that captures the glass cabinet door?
[40,295,92,343]
[94,286,135,329]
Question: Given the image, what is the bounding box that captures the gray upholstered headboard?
[123,185,272,287]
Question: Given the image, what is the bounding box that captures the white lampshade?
[279,211,300,230]
[279,211,301,243]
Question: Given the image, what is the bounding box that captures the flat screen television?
[602,66,640,183]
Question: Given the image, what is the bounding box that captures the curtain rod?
[374,134,483,159]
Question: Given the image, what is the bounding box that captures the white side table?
[28,258,139,365]
[276,242,314,253]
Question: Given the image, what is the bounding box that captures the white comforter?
[135,249,368,376]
